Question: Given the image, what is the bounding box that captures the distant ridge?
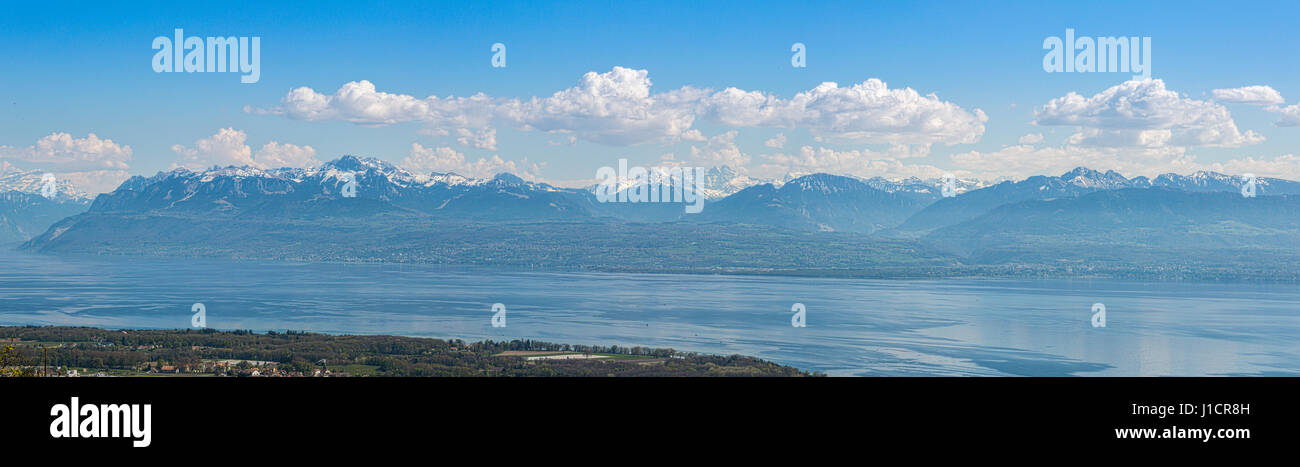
[895,167,1300,232]
[19,157,1300,280]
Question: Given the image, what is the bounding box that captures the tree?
[0,344,36,377]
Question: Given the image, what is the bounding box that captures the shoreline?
[0,325,817,377]
[13,246,1300,285]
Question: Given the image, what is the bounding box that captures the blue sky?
[4,0,1300,193]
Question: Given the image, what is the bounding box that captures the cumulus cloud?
[950,144,1194,180]
[255,141,321,169]
[251,68,702,147]
[764,132,787,149]
[1212,85,1285,105]
[1200,154,1300,180]
[1034,79,1264,149]
[455,127,497,150]
[702,79,987,145]
[0,132,135,194]
[1065,128,1172,148]
[752,145,939,179]
[0,132,133,171]
[680,129,706,142]
[547,135,578,146]
[1269,103,1300,127]
[170,128,320,170]
[953,80,1281,181]
[947,143,1300,181]
[685,131,750,167]
[400,143,540,179]
[54,170,132,195]
[248,80,500,128]
[171,128,254,168]
[505,67,707,146]
[250,68,987,149]
[1018,133,1044,144]
[1207,85,1300,128]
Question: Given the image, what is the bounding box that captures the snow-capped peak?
[0,163,92,200]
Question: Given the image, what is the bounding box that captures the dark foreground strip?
[1,377,1293,455]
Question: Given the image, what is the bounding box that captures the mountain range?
[0,163,93,201]
[0,165,92,243]
[924,187,1300,266]
[63,156,968,231]
[895,167,1300,232]
[16,156,1300,280]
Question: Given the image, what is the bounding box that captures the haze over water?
[2,249,1296,376]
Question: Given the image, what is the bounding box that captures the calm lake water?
[1,249,1297,376]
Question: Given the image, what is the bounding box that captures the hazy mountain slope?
[1150,171,1300,195]
[0,165,93,243]
[897,168,1136,232]
[88,156,601,221]
[924,188,1300,267]
[0,191,90,244]
[704,173,930,233]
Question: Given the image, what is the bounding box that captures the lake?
[1,249,1297,376]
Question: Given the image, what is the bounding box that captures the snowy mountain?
[1149,170,1300,195]
[897,166,1300,232]
[0,163,92,201]
[90,155,586,219]
[705,173,932,232]
[584,165,769,200]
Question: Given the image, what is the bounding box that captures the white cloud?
[947,143,1300,181]
[1212,85,1285,105]
[1065,128,1172,148]
[505,67,707,146]
[752,145,940,179]
[1034,79,1263,149]
[171,128,319,170]
[171,128,254,169]
[950,80,1281,181]
[1207,85,1300,128]
[0,132,135,195]
[251,68,987,148]
[764,132,787,149]
[0,132,133,171]
[252,68,702,147]
[686,131,750,167]
[55,170,132,196]
[255,141,321,169]
[1018,133,1044,145]
[1200,154,1300,180]
[455,127,497,150]
[400,143,540,179]
[950,144,1192,180]
[680,129,706,142]
[702,79,987,145]
[1269,103,1300,127]
[547,135,578,146]
[248,80,500,128]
